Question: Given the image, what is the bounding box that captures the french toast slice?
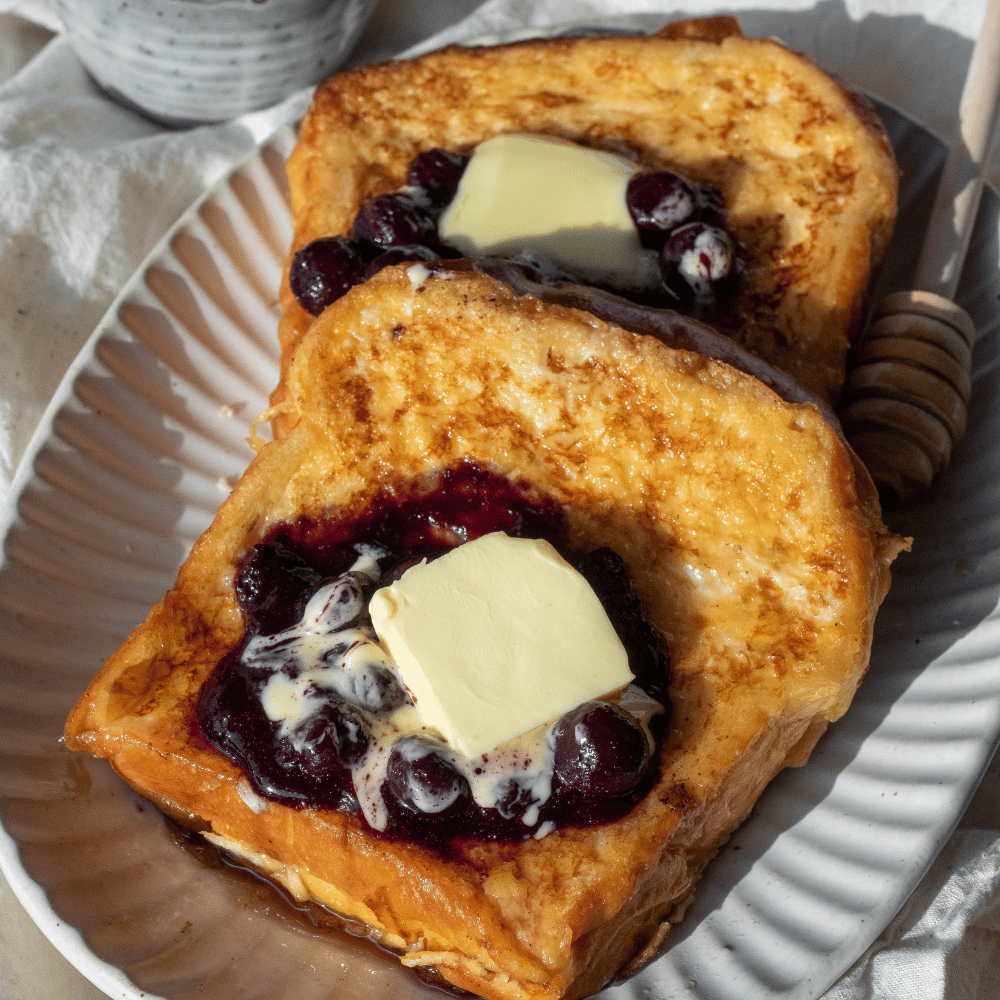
[66,264,905,1000]
[277,16,898,408]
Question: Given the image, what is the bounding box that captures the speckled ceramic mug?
[53,0,378,126]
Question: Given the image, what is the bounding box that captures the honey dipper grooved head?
[842,290,976,504]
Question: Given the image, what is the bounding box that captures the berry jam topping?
[196,464,669,846]
[288,141,737,318]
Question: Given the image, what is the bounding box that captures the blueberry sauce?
[288,144,737,317]
[196,463,669,846]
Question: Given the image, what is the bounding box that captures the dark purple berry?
[236,542,323,634]
[289,236,366,316]
[552,701,649,798]
[353,193,435,250]
[307,573,369,631]
[342,657,407,713]
[378,553,433,587]
[288,694,371,769]
[576,547,630,600]
[660,221,733,299]
[407,148,468,207]
[695,182,726,227]
[358,244,440,283]
[385,736,469,815]
[575,547,668,705]
[626,171,696,248]
[493,778,537,822]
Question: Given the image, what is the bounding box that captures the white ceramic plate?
[2,97,999,1000]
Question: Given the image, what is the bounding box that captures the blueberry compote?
[288,142,736,317]
[196,464,668,848]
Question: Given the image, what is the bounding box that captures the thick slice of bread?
[278,16,898,407]
[66,265,905,1000]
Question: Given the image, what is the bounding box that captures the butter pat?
[368,532,632,758]
[437,134,660,291]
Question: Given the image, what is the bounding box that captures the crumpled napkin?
[0,1,997,998]
[0,8,313,500]
[827,750,1000,999]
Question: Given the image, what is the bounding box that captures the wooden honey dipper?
[841,0,1000,504]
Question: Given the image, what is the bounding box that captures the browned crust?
[277,17,898,407]
[655,14,743,43]
[66,266,906,1000]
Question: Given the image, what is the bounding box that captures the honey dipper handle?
[912,0,1000,299]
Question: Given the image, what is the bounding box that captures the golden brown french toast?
[66,264,905,1000]
[278,16,898,407]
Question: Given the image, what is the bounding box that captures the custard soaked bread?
[279,16,898,407]
[66,265,906,1000]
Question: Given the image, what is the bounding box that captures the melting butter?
[437,133,661,291]
[368,531,633,758]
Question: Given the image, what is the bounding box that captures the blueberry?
[552,701,649,798]
[576,547,630,600]
[236,542,323,634]
[304,573,369,632]
[378,555,429,587]
[660,221,733,299]
[626,171,697,248]
[353,193,436,250]
[264,693,370,798]
[342,657,408,713]
[695,182,726,228]
[289,236,366,316]
[575,548,668,704]
[290,694,371,768]
[407,149,468,207]
[493,777,538,822]
[385,736,469,815]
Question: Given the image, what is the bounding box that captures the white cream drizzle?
[244,545,660,836]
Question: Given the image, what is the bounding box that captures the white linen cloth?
[0,0,997,998]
